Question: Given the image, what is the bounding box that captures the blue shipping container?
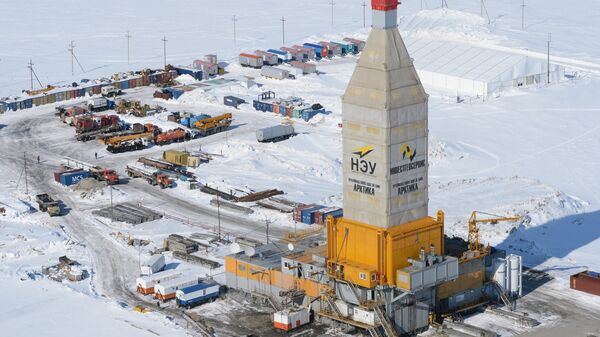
[59,171,91,186]
[176,281,220,307]
[0,101,6,113]
[267,49,290,62]
[121,80,129,90]
[303,43,325,58]
[175,67,203,81]
[78,88,86,97]
[165,88,185,99]
[323,208,343,220]
[301,205,325,224]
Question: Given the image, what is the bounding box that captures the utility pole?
[125,31,132,65]
[266,219,270,244]
[481,0,484,16]
[521,0,526,30]
[280,16,286,44]
[547,33,551,84]
[330,1,335,27]
[362,1,367,28]
[232,15,238,46]
[216,193,222,241]
[441,0,448,9]
[27,60,34,90]
[23,152,28,195]
[161,36,168,68]
[110,183,114,223]
[68,40,85,75]
[68,41,75,76]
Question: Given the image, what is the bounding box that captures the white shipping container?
[256,125,294,142]
[136,269,182,292]
[141,254,165,276]
[352,307,377,326]
[274,308,310,331]
[154,275,200,299]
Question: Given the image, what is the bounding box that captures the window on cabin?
[359,272,367,280]
[238,265,246,272]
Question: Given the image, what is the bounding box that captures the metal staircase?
[373,305,398,337]
[492,281,514,311]
[342,280,397,337]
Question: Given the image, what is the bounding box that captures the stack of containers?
[293,204,313,222]
[313,207,343,225]
[301,205,325,225]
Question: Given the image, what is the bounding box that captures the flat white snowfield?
[2,1,600,337]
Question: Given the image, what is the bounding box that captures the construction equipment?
[193,113,232,136]
[102,132,154,146]
[464,211,521,260]
[101,86,121,98]
[62,157,120,184]
[126,164,174,189]
[155,128,189,145]
[36,194,61,216]
[138,157,187,174]
[107,139,147,153]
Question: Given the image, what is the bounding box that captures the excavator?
[462,211,521,262]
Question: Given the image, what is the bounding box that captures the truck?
[107,139,147,153]
[175,280,224,309]
[101,85,121,98]
[87,97,113,112]
[256,125,295,143]
[141,254,166,276]
[155,128,189,145]
[126,163,174,188]
[138,157,187,174]
[62,157,120,185]
[193,113,233,137]
[261,66,290,80]
[36,194,61,216]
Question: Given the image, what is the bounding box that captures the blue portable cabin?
[176,281,221,308]
[267,49,291,63]
[303,43,327,59]
[173,67,203,81]
[0,101,6,114]
[301,106,325,122]
[165,87,185,100]
[301,205,325,224]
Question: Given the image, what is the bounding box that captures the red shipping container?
[286,106,293,117]
[571,271,600,296]
[372,0,398,11]
[273,104,280,114]
[129,79,137,88]
[54,168,83,182]
[142,76,150,86]
[293,204,314,222]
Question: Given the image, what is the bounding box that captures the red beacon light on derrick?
[371,0,399,11]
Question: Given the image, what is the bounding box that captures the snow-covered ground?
[2,1,600,336]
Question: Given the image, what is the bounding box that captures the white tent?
[404,38,565,97]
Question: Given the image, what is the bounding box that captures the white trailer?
[136,269,182,295]
[141,254,166,276]
[261,66,290,80]
[274,307,310,331]
[256,125,295,143]
[87,97,108,111]
[154,275,200,301]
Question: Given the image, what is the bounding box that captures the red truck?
[155,128,189,145]
[61,157,120,185]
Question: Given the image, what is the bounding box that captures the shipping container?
[141,254,166,276]
[0,101,6,114]
[254,50,279,65]
[136,77,143,87]
[175,280,221,308]
[129,79,137,89]
[303,43,329,59]
[343,37,366,53]
[319,41,341,56]
[53,168,84,183]
[47,93,57,104]
[256,125,295,143]
[267,49,292,63]
[293,204,314,222]
[204,54,217,65]
[77,88,86,97]
[92,85,101,95]
[280,47,305,61]
[121,80,129,90]
[136,269,182,295]
[173,67,203,81]
[290,61,317,75]
[261,66,290,80]
[59,170,91,186]
[571,271,600,296]
[193,60,218,76]
[292,45,316,60]
[330,41,353,55]
[274,308,310,331]
[154,275,201,301]
[301,205,325,224]
[142,76,150,86]
[224,96,245,108]
[239,53,264,69]
[314,207,343,225]
[55,91,65,102]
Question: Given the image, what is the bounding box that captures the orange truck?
[62,157,120,185]
[155,128,189,145]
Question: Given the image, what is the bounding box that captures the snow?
[2,0,600,336]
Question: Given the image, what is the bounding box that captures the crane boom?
[466,211,521,259]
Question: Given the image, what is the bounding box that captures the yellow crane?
[463,211,521,261]
[104,132,153,145]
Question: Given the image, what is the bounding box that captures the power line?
[125,31,132,65]
[481,0,491,24]
[280,16,286,45]
[68,41,86,75]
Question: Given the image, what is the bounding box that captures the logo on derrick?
[400,143,417,162]
[350,145,376,175]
